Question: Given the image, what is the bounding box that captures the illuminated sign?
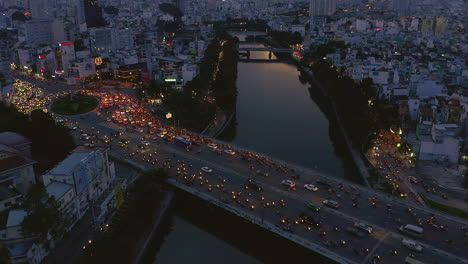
[38,55,45,59]
[40,69,46,72]
[59,42,73,46]
[165,78,177,82]
[94,57,103,65]
[55,70,64,75]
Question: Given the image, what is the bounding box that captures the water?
[231,44,344,177]
[149,43,350,264]
[152,217,262,264]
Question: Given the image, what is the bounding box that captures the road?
[10,77,468,264]
[60,111,468,264]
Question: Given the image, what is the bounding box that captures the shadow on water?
[300,70,363,184]
[142,190,337,264]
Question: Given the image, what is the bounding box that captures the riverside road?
[60,110,468,264]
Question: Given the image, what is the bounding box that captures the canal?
[147,42,357,264]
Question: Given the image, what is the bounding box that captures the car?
[354,222,373,233]
[255,170,269,177]
[208,143,218,149]
[461,226,468,237]
[307,202,321,212]
[322,200,340,209]
[141,141,150,146]
[245,179,263,191]
[304,184,318,191]
[281,180,296,188]
[117,142,127,147]
[409,176,421,184]
[224,149,236,155]
[299,213,320,227]
[201,167,213,173]
[402,239,423,252]
[347,227,366,237]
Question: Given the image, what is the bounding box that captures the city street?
[9,80,468,264]
[60,105,468,264]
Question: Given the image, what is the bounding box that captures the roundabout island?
[51,93,99,115]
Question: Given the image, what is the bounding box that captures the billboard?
[72,150,106,194]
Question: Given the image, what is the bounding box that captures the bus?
[405,256,425,264]
[175,136,192,148]
[399,224,423,237]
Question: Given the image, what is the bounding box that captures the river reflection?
[232,45,345,177]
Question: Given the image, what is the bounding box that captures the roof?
[0,185,21,201]
[0,148,36,175]
[46,181,73,200]
[6,209,27,228]
[7,241,33,257]
[0,132,31,148]
[48,152,90,175]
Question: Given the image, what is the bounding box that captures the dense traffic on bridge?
[47,88,468,264]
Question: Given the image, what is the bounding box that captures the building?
[25,19,54,46]
[392,0,409,14]
[83,0,106,28]
[29,0,55,19]
[418,124,460,164]
[0,132,36,212]
[89,27,119,54]
[55,42,76,75]
[435,17,448,36]
[42,147,115,229]
[309,0,336,17]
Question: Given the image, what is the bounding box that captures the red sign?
[59,42,73,46]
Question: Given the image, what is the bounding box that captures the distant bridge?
[238,47,298,53]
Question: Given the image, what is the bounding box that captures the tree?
[21,185,64,242]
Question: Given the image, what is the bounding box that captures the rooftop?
[48,152,90,176]
[7,241,32,257]
[6,209,27,228]
[0,185,21,201]
[0,132,31,148]
[46,181,73,200]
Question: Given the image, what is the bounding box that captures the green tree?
[21,185,64,242]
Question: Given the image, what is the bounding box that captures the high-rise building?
[84,0,106,28]
[309,0,336,17]
[176,0,187,14]
[392,0,409,14]
[30,0,56,18]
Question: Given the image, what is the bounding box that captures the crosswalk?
[98,121,128,133]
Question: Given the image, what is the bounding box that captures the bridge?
[62,111,468,264]
[238,47,298,53]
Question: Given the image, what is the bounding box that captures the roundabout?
[51,93,99,115]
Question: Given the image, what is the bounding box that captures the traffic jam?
[58,90,467,264]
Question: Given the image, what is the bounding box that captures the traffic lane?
[73,132,464,264]
[73,121,468,257]
[70,119,468,257]
[165,159,448,264]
